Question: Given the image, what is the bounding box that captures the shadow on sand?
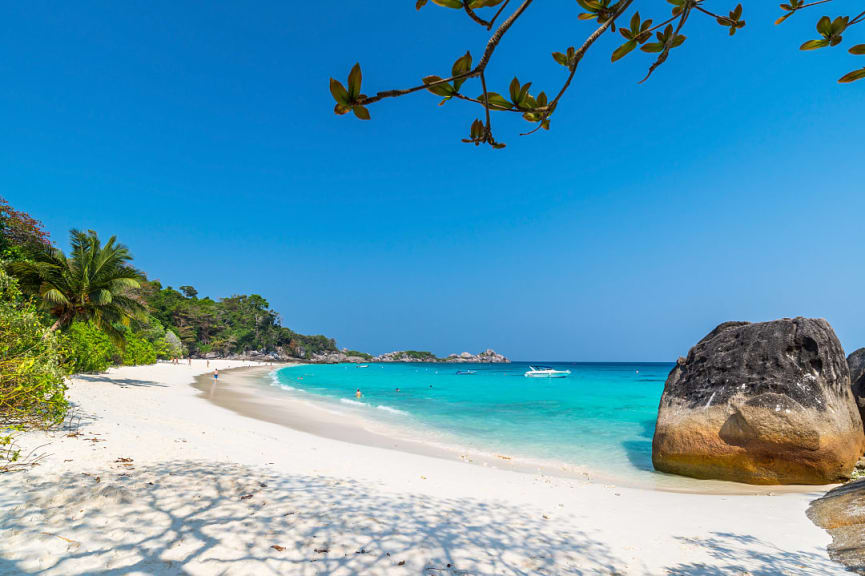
[73,374,167,388]
[0,460,844,575]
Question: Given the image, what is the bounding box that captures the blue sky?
[3,1,863,360]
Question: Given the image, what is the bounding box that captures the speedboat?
[456,369,476,375]
[524,365,571,378]
[357,364,369,368]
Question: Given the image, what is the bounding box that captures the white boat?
[524,365,571,378]
[357,364,369,368]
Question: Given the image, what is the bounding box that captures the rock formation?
[371,349,509,363]
[652,317,865,485]
[446,349,510,363]
[807,478,865,574]
[849,348,865,431]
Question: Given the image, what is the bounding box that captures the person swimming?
[355,388,361,399]
[395,388,400,393]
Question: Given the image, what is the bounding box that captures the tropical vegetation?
[0,196,343,438]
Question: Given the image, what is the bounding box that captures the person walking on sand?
[214,368,219,381]
[206,360,210,368]
[355,388,362,399]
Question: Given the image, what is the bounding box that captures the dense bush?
[61,322,116,373]
[120,330,157,366]
[0,265,67,426]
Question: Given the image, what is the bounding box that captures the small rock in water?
[271,545,285,552]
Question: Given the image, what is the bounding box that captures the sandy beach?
[0,360,846,575]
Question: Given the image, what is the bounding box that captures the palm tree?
[9,229,147,343]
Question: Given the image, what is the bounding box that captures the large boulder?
[849,348,865,430]
[652,318,865,485]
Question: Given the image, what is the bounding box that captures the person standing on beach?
[214,368,219,381]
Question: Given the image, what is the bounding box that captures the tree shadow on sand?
[0,460,845,575]
[0,460,624,576]
[664,531,846,576]
[73,374,167,388]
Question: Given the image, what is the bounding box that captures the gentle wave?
[340,398,366,407]
[376,405,408,416]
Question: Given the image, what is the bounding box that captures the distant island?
[309,348,509,364]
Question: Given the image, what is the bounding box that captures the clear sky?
[2,1,863,361]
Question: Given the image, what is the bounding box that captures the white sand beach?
[0,361,846,575]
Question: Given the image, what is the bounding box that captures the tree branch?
[463,2,492,28]
[549,0,634,111]
[356,0,533,108]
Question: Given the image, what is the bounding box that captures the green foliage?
[61,322,116,373]
[777,2,865,82]
[9,229,147,344]
[344,350,373,360]
[402,350,439,360]
[330,63,370,119]
[0,264,68,427]
[331,0,865,148]
[119,329,157,366]
[143,280,338,359]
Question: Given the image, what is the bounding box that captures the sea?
[269,361,674,483]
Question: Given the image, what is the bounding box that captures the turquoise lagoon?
[269,362,673,482]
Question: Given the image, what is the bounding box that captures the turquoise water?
[271,362,672,480]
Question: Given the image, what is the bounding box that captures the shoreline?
[197,364,834,495]
[0,360,844,575]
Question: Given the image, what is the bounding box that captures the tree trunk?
[43,317,64,339]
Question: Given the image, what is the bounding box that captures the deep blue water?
[271,362,673,479]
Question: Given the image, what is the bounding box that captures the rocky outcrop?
[309,350,369,364]
[446,349,509,363]
[849,348,865,431]
[652,317,865,485]
[372,349,510,363]
[807,478,865,574]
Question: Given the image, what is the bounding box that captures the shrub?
[120,331,156,366]
[61,322,116,373]
[0,265,67,427]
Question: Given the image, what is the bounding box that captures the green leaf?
[830,16,848,35]
[352,106,370,120]
[611,39,637,62]
[518,81,532,106]
[329,79,350,106]
[432,0,463,7]
[671,34,686,48]
[800,39,829,50]
[416,0,429,9]
[775,12,793,25]
[509,77,521,104]
[850,44,865,55]
[816,16,831,36]
[469,0,505,7]
[479,92,512,110]
[552,51,570,66]
[452,51,473,91]
[839,68,865,83]
[347,63,362,99]
[641,42,665,53]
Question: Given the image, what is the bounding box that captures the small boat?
[456,369,476,375]
[357,364,369,368]
[524,365,571,378]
